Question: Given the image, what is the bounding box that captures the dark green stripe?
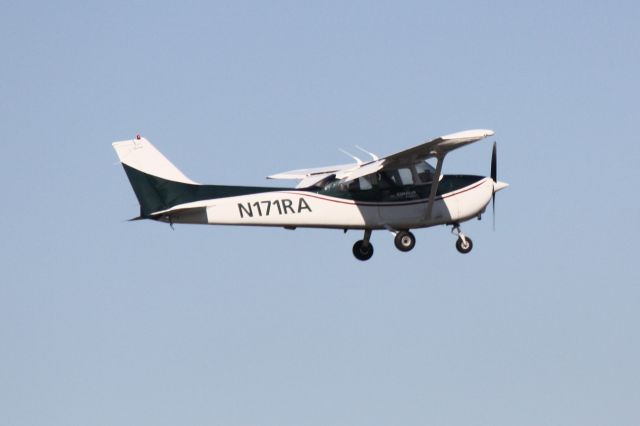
[122,164,291,217]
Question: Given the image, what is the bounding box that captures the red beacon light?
[136,134,141,140]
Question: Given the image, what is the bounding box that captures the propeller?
[491,142,497,230]
[489,141,509,230]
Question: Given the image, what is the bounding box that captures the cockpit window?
[358,176,373,190]
[346,176,373,191]
[415,161,435,184]
[376,170,398,188]
[323,161,436,192]
[397,168,413,185]
[379,162,435,186]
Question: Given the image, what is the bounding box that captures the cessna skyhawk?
[113,129,508,261]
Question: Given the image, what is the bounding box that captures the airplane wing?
[268,129,494,191]
[381,129,495,169]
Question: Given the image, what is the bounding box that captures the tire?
[394,231,416,252]
[353,240,374,261]
[455,236,473,254]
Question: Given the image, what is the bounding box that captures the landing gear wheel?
[394,231,416,252]
[353,240,374,261]
[456,236,473,254]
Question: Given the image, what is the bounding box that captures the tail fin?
[112,136,196,184]
[112,136,198,217]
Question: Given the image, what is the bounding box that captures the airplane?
[112,129,508,261]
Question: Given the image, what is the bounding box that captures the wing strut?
[425,154,445,220]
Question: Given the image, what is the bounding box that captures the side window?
[376,169,413,187]
[359,176,372,190]
[397,168,414,185]
[347,176,373,191]
[347,179,360,191]
[377,171,395,188]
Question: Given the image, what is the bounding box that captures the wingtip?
[441,129,495,140]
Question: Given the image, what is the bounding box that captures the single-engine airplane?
[113,129,508,260]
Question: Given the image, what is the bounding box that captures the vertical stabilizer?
[112,136,197,184]
[112,136,198,217]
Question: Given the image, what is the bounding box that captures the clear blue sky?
[2,1,639,425]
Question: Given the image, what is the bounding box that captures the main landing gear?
[352,228,416,261]
[353,229,374,261]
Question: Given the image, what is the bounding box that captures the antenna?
[338,149,363,165]
[355,145,379,161]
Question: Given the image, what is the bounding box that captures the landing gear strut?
[353,229,374,261]
[452,224,473,254]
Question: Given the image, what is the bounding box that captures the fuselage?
[113,132,507,260]
[164,174,494,230]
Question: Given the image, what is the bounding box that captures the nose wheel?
[452,224,473,254]
[455,236,473,253]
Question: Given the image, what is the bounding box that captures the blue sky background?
[2,1,639,425]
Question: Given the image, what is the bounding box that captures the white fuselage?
[166,177,494,230]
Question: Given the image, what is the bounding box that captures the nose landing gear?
[452,224,473,254]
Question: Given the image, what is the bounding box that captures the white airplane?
[113,129,508,261]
